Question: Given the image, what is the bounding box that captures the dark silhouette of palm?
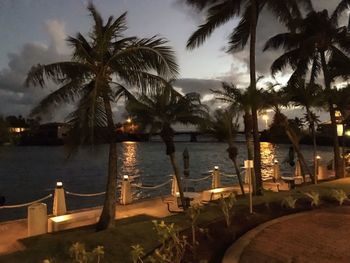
[26,4,178,230]
[183,0,313,194]
[200,106,246,195]
[264,7,350,178]
[126,86,207,208]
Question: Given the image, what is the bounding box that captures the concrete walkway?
[0,196,174,255]
[223,206,350,263]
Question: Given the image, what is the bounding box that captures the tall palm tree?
[126,86,207,209]
[264,7,350,178]
[263,86,313,180]
[200,106,245,195]
[282,79,323,182]
[183,0,313,194]
[25,4,178,230]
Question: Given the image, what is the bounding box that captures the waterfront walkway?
[0,196,174,255]
[223,206,350,263]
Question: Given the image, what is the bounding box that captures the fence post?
[244,160,254,214]
[120,175,132,205]
[273,159,281,181]
[53,182,67,216]
[28,203,47,236]
[211,166,221,189]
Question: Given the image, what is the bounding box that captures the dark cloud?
[0,20,71,120]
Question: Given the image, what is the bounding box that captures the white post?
[28,203,47,236]
[315,155,321,184]
[171,175,179,196]
[294,159,302,177]
[53,182,67,216]
[120,175,132,205]
[273,159,280,181]
[211,166,221,189]
[244,160,254,214]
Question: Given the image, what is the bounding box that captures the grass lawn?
[1,178,350,263]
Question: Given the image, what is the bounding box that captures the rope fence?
[184,175,211,182]
[0,194,52,209]
[65,191,106,197]
[132,179,172,190]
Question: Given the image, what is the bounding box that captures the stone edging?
[222,211,313,263]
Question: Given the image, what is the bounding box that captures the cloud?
[0,20,69,120]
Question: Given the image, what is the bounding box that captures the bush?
[219,193,236,227]
[281,196,298,209]
[304,191,320,207]
[330,189,349,206]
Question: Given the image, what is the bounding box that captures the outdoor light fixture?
[126,117,132,123]
[123,175,129,180]
[274,159,278,164]
[316,155,321,160]
[56,182,63,188]
[214,166,219,170]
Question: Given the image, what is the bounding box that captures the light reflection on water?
[0,140,334,221]
[260,142,276,179]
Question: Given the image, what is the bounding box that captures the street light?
[262,114,269,129]
[126,117,132,123]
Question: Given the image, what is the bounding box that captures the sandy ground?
[240,206,350,263]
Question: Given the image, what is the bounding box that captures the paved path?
[223,207,350,263]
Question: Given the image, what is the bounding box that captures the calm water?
[0,136,334,221]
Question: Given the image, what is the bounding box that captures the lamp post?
[262,114,269,129]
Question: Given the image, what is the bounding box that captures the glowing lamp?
[56,182,63,188]
[345,130,350,137]
[316,155,321,160]
[337,124,344,136]
[214,166,219,170]
[123,175,129,180]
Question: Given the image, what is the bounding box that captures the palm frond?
[331,0,350,25]
[25,62,91,87]
[187,0,241,49]
[31,80,83,117]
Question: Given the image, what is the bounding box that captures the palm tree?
[263,86,313,180]
[281,79,323,182]
[25,4,178,230]
[264,7,350,178]
[200,106,245,195]
[183,0,313,194]
[126,86,207,209]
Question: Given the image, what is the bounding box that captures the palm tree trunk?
[249,0,262,195]
[169,152,187,209]
[282,115,313,179]
[306,107,317,183]
[160,125,187,210]
[320,51,343,178]
[97,96,117,230]
[227,145,245,196]
[244,111,255,192]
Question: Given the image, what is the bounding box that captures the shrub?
[131,244,145,263]
[281,196,298,209]
[219,193,236,227]
[330,189,349,205]
[186,204,201,247]
[304,191,320,207]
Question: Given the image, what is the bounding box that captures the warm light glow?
[335,111,342,118]
[210,188,225,194]
[50,215,71,223]
[260,142,276,179]
[345,130,350,137]
[337,124,344,136]
[123,175,129,180]
[316,155,321,160]
[56,182,63,188]
[262,114,269,121]
[214,166,219,170]
[274,159,278,164]
[126,117,132,123]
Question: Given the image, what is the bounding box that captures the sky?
[0,0,347,128]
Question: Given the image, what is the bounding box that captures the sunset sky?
[0,0,346,126]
